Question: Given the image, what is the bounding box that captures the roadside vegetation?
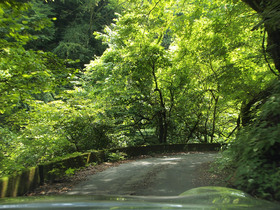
[0,0,279,201]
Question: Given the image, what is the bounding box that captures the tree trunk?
[157,111,168,144]
[210,95,219,143]
[152,62,168,144]
[242,0,280,73]
[187,113,202,141]
[204,117,208,143]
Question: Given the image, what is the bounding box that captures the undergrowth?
[219,82,280,201]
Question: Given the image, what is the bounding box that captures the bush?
[107,151,127,162]
[62,116,112,152]
[221,82,280,201]
[0,101,75,177]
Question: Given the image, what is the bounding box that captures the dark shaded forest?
[0,0,279,201]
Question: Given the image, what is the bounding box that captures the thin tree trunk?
[152,62,167,144]
[210,94,219,143]
[187,113,202,141]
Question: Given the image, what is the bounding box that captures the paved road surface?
[67,152,218,196]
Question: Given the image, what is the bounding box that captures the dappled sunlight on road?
[67,153,219,196]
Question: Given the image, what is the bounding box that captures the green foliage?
[107,151,127,162]
[0,1,31,47]
[0,0,54,49]
[84,0,273,145]
[220,81,280,200]
[61,115,112,152]
[0,0,117,178]
[0,127,25,177]
[48,168,62,177]
[0,48,75,116]
[65,167,76,176]
[0,101,76,176]
[34,0,118,67]
[0,0,78,177]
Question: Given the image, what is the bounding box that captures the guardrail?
[0,143,221,198]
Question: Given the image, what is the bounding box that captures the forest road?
[66,152,219,196]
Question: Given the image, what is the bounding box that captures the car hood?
[0,187,279,209]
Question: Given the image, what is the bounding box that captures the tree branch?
[147,0,161,17]
[262,29,279,77]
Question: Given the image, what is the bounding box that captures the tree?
[168,0,274,142]
[83,0,274,146]
[84,0,180,144]
[30,0,119,68]
[0,0,78,176]
[217,0,280,201]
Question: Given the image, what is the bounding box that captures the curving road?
[67,152,219,196]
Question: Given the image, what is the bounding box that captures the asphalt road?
[67,152,218,196]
